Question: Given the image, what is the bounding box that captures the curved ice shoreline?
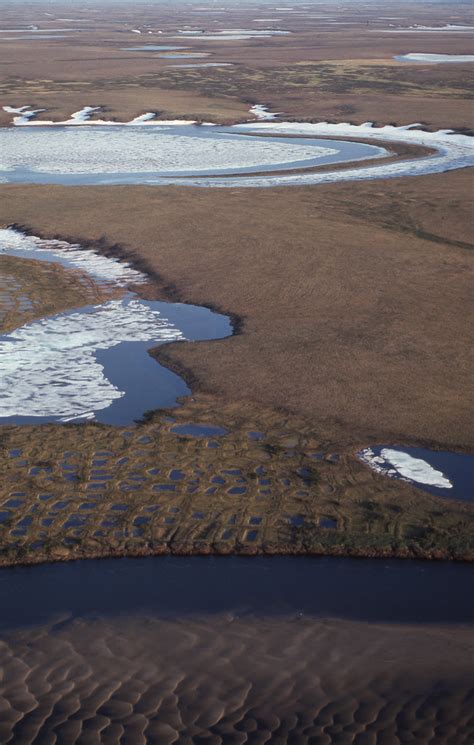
[0,226,146,286]
[0,228,230,423]
[179,121,474,188]
[0,298,184,420]
[2,105,472,188]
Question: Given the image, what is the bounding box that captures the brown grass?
[1,168,473,450]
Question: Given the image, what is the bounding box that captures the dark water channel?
[0,555,472,631]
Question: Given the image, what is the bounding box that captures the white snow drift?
[249,104,281,121]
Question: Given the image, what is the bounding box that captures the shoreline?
[0,182,472,568]
[2,222,472,454]
[1,538,473,570]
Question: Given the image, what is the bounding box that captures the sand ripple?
[0,615,473,743]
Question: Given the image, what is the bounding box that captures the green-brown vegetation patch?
[0,396,472,567]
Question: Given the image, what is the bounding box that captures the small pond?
[359,446,473,501]
[171,423,229,437]
[122,45,188,51]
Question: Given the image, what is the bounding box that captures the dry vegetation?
[1,395,472,567]
[1,169,473,450]
[0,172,473,565]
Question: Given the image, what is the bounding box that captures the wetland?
[0,222,471,566]
[0,1,473,741]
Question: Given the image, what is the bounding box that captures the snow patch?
[3,105,46,125]
[2,105,194,127]
[0,227,146,287]
[249,104,280,121]
[395,53,474,63]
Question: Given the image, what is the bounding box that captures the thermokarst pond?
[359,446,473,502]
[0,228,231,425]
[2,106,473,187]
[0,118,387,183]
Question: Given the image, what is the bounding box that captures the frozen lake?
[1,108,473,187]
[0,123,386,184]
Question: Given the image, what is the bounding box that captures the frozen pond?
[0,35,72,40]
[395,53,474,63]
[122,45,188,51]
[159,53,209,59]
[173,28,291,41]
[0,122,386,184]
[384,25,474,33]
[169,62,233,68]
[1,107,473,187]
[0,228,231,425]
[359,446,473,502]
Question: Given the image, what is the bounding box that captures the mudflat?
[1,612,473,744]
